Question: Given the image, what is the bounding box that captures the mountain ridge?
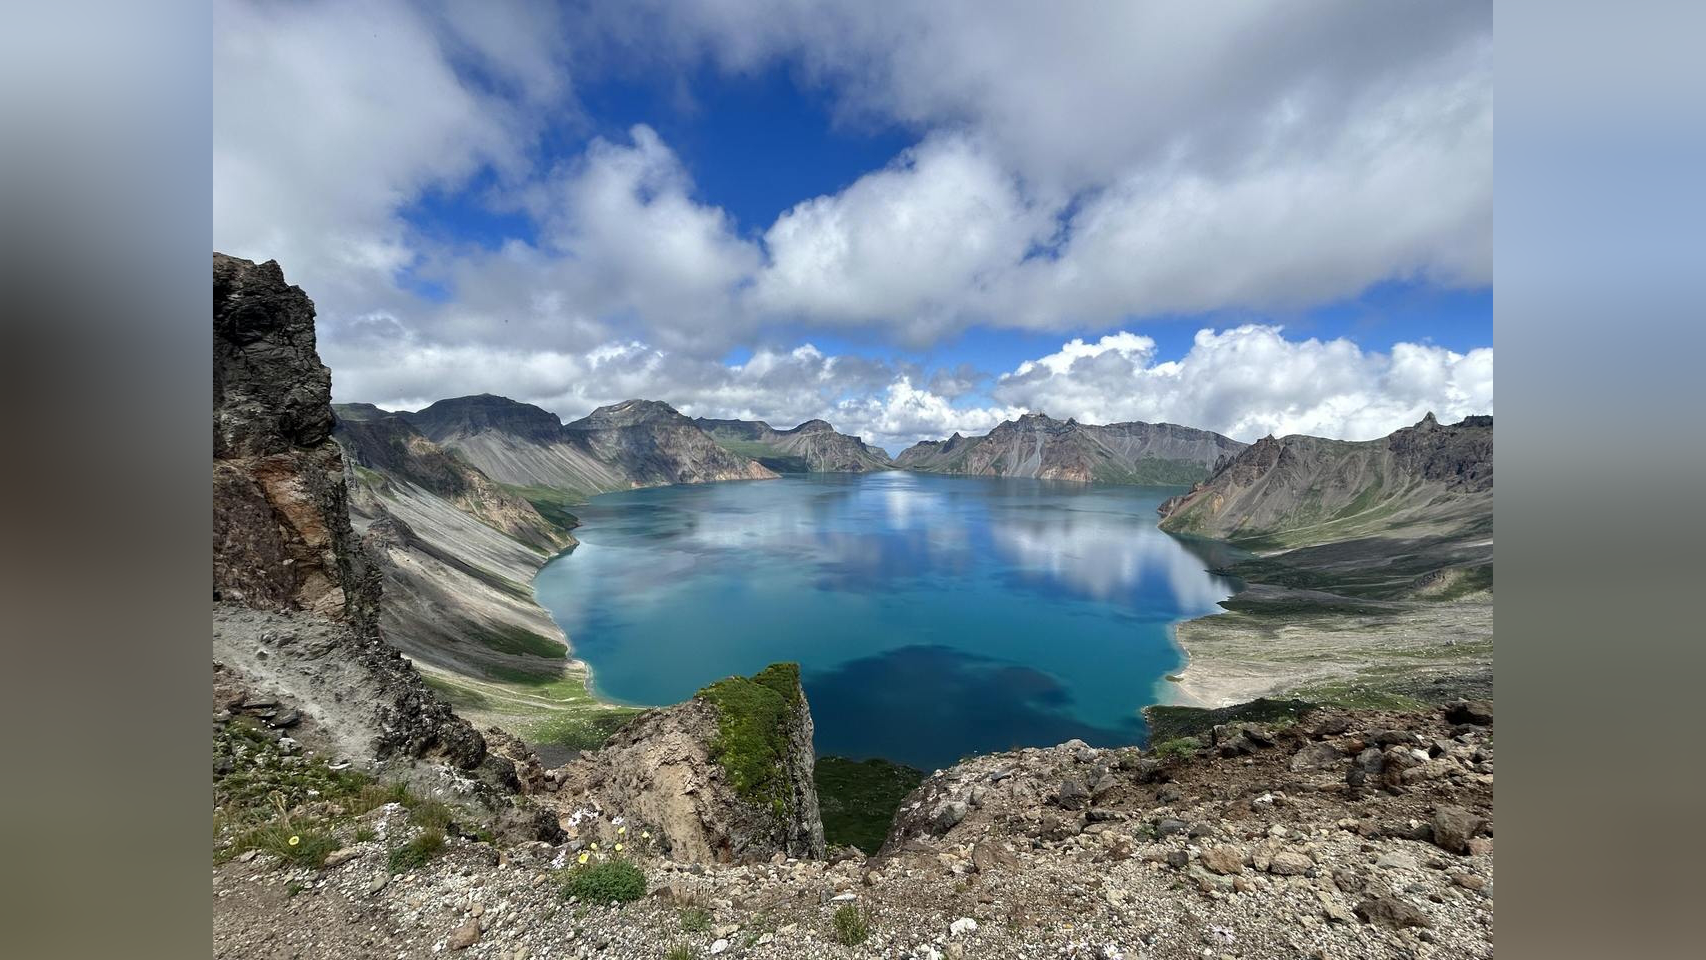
[694,416,895,473]
[896,412,1245,485]
[395,394,777,498]
[1157,412,1493,555]
[1153,413,1494,709]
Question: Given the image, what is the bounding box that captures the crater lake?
[533,471,1240,770]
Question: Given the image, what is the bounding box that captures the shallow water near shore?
[535,471,1240,770]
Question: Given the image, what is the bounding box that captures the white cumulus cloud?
[992,325,1493,441]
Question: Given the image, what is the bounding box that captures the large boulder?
[553,663,826,863]
[1445,700,1494,726]
[1289,741,1344,772]
[1431,804,1487,855]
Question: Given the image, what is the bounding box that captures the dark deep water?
[534,471,1239,770]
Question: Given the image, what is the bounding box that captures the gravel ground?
[214,706,1492,960]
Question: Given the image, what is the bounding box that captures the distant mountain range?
[357,394,779,498]
[694,417,895,473]
[896,412,1245,485]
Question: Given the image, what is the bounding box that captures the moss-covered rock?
[698,664,804,816]
[553,663,826,863]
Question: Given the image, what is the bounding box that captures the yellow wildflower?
[618,826,626,835]
[614,843,624,852]
[288,836,300,846]
[577,852,589,865]
[590,842,599,850]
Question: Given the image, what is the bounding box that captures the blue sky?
[214,1,1492,451]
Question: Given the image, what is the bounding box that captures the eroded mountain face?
[333,410,578,681]
[400,394,776,498]
[564,400,780,487]
[336,414,570,554]
[1156,413,1494,550]
[695,417,896,473]
[896,412,1245,485]
[1154,414,1494,707]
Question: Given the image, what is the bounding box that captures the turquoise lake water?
[533,471,1240,770]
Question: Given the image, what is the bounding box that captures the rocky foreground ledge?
[213,702,1491,960]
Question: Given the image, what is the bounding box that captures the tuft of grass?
[679,906,712,933]
[230,822,340,868]
[387,828,446,874]
[214,719,372,815]
[354,826,377,843]
[348,781,410,816]
[832,902,872,946]
[1152,737,1200,762]
[665,945,697,960]
[408,797,454,832]
[560,859,647,904]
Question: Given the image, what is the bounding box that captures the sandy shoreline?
[1161,585,1494,710]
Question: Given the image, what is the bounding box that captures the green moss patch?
[501,483,586,536]
[708,439,810,473]
[465,622,566,659]
[1143,697,1316,743]
[560,859,647,904]
[1090,457,1212,486]
[697,664,803,817]
[814,756,924,853]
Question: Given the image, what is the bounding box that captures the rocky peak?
[570,398,691,430]
[330,401,391,422]
[214,253,335,459]
[213,254,378,632]
[408,394,565,442]
[1386,414,1493,491]
[786,418,834,434]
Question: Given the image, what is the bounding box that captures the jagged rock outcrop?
[694,417,895,473]
[1157,413,1492,547]
[212,606,486,768]
[211,253,484,768]
[551,664,826,864]
[897,412,1244,484]
[213,253,379,633]
[402,394,776,497]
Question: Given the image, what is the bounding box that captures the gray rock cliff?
[211,253,484,768]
